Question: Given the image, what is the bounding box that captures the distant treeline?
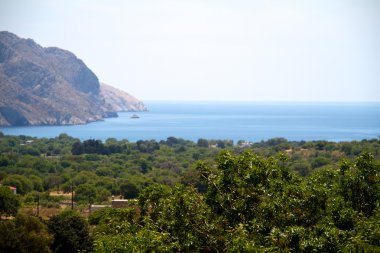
[70,137,235,155]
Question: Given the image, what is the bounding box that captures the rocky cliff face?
[0,31,146,126]
[100,83,146,112]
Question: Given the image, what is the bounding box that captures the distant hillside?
[0,31,146,126]
[100,83,146,112]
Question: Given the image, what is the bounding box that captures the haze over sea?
[1,102,380,143]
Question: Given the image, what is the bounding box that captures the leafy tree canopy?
[0,186,20,217]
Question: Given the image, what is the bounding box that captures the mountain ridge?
[0,31,146,126]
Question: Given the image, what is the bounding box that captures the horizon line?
[143,99,380,104]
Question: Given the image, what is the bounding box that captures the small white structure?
[9,186,17,194]
[0,184,17,194]
[239,141,253,148]
[90,204,111,212]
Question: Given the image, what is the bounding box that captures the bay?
[1,101,379,142]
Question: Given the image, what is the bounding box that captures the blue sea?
[1,102,380,142]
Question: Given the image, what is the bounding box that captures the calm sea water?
[1,102,380,142]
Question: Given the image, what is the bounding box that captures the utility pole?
[71,182,74,210]
[89,196,92,215]
[36,194,40,217]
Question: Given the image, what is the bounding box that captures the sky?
[0,0,379,102]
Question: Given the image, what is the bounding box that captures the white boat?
[131,114,139,119]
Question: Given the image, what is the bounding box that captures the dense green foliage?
[0,133,379,252]
[0,213,52,253]
[48,210,92,253]
[91,151,380,252]
[0,134,379,201]
[0,186,20,217]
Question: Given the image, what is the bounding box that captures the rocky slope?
[0,31,146,126]
[100,83,146,112]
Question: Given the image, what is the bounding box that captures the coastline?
[1,102,379,142]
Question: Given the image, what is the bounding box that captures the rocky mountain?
[100,83,146,112]
[0,31,146,126]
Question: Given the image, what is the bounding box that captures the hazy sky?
[1,0,379,101]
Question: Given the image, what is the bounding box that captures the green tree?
[71,141,83,155]
[74,183,97,203]
[119,181,139,199]
[197,138,209,147]
[0,213,53,253]
[0,186,20,217]
[2,174,33,194]
[339,153,380,216]
[96,188,111,203]
[197,150,293,228]
[154,185,217,251]
[139,184,171,219]
[29,175,44,191]
[48,210,92,253]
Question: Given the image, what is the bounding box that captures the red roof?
[9,186,17,190]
